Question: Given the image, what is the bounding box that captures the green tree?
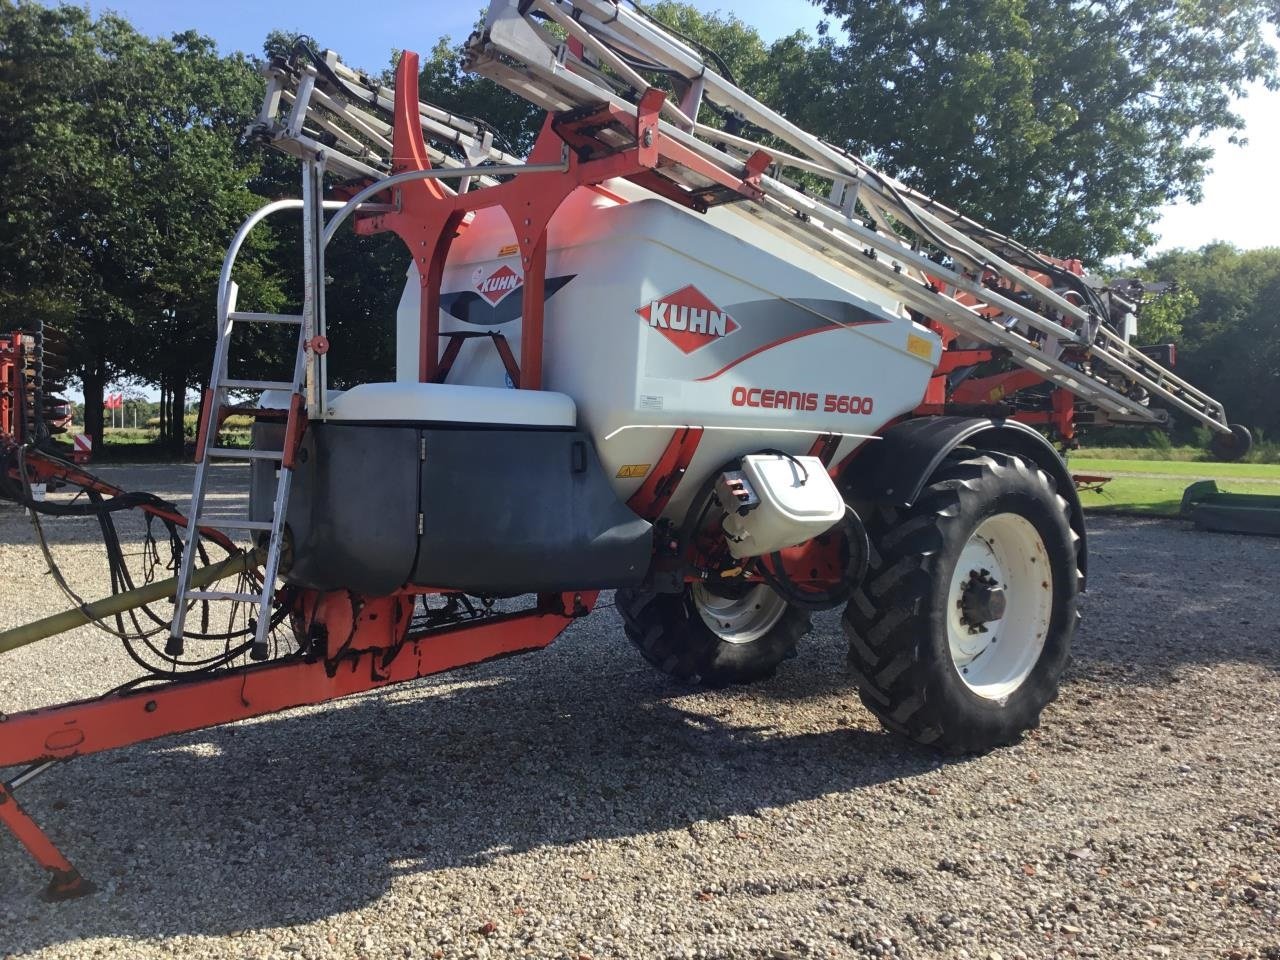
[0,3,279,452]
[1143,243,1280,438]
[806,0,1280,262]
[1135,288,1196,345]
[128,32,285,452]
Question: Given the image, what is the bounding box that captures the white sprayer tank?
[393,181,941,520]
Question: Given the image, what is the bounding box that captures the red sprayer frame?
[1,332,31,446]
[911,258,1091,444]
[0,52,774,899]
[1,48,1088,897]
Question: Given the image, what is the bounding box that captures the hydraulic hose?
[0,549,262,656]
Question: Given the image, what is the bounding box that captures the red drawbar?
[0,602,585,770]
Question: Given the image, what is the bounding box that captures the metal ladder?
[168,160,328,660]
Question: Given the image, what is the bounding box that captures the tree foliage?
[0,1,278,450]
[806,0,1280,262]
[1142,243,1280,438]
[1135,288,1195,345]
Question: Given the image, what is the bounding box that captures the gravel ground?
[1,463,1277,960]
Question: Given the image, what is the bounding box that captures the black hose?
[3,443,290,675]
[625,0,741,87]
[753,506,869,612]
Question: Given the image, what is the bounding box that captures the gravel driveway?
[1,463,1277,960]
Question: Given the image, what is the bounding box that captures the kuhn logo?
[636,285,739,354]
[473,264,522,306]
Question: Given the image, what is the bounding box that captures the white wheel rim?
[946,513,1053,701]
[691,582,788,644]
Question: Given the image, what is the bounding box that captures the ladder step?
[198,517,275,531]
[221,379,295,391]
[188,590,266,603]
[228,311,304,325]
[206,447,284,461]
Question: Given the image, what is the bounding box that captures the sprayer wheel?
[1210,423,1253,462]
[843,451,1081,754]
[616,583,810,687]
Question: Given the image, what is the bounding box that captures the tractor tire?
[617,583,811,687]
[1210,423,1253,462]
[843,451,1081,754]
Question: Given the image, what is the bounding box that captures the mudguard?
[840,416,1088,584]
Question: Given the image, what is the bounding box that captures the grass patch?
[1071,441,1280,464]
[1069,457,1280,481]
[1073,458,1280,516]
[1072,446,1206,462]
[1077,477,1196,515]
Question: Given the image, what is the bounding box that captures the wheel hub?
[958,569,1007,631]
[946,513,1053,701]
[691,581,788,644]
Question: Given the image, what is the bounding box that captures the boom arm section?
[461,0,1235,442]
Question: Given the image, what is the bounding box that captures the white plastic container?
[719,454,845,558]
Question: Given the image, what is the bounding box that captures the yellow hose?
[0,549,262,655]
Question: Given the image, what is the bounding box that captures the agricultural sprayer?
[0,0,1251,900]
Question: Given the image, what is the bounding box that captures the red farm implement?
[0,0,1251,900]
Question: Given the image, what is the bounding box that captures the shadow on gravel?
[1067,516,1280,684]
[0,625,954,950]
[2,516,1277,950]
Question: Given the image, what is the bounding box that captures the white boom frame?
[462,0,1231,436]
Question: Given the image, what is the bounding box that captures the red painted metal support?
[0,603,577,769]
[767,532,846,586]
[280,392,307,470]
[435,332,521,386]
[1050,387,1077,442]
[0,588,589,890]
[951,367,1046,406]
[627,427,704,520]
[0,781,90,900]
[1,333,25,444]
[935,348,996,375]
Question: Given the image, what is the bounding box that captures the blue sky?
[83,1,826,67]
[69,1,1277,253]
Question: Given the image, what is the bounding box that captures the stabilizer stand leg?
[0,762,93,901]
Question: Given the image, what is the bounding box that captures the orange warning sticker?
[616,464,651,479]
[907,333,934,359]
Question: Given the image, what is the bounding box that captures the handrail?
[217,198,397,319]
[217,200,325,320]
[210,164,567,415]
[319,160,570,248]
